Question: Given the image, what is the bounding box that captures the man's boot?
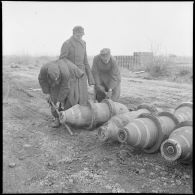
[51,118,61,128]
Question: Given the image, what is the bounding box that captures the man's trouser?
[95,82,121,102]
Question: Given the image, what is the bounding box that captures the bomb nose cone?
[167,146,175,154]
[160,140,182,162]
[118,129,128,143]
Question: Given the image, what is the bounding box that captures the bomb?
[174,102,192,123]
[118,112,179,153]
[160,121,192,164]
[59,99,129,129]
[98,104,160,142]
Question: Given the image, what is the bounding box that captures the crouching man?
[91,48,121,102]
[38,59,84,127]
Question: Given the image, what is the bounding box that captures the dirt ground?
[3,60,192,193]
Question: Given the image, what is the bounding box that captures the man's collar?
[71,36,82,43]
[70,36,85,47]
[100,57,111,65]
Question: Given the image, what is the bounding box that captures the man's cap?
[73,26,85,34]
[100,48,111,55]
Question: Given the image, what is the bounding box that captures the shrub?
[145,56,170,77]
[178,69,190,76]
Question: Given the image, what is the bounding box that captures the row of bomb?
[98,102,192,164]
[58,100,192,164]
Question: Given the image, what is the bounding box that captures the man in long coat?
[38,58,84,127]
[59,26,95,105]
[91,48,121,102]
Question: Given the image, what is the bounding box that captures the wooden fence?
[114,55,149,71]
[114,55,192,73]
[114,56,140,70]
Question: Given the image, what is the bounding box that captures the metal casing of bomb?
[174,102,192,123]
[98,104,160,142]
[160,121,192,164]
[59,99,129,129]
[117,111,179,153]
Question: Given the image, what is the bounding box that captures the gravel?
[160,171,168,176]
[149,172,155,177]
[176,180,182,185]
[23,144,31,148]
[9,162,16,168]
[139,169,146,174]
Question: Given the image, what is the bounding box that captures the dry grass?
[3,55,58,67]
[145,56,171,77]
[3,55,95,68]
[3,55,192,84]
[142,56,192,83]
[177,69,191,76]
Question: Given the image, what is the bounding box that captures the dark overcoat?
[91,55,121,101]
[38,59,84,114]
[59,36,95,105]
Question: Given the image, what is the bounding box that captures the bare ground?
[3,61,192,193]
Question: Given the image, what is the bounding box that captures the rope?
[102,99,115,118]
[86,100,96,130]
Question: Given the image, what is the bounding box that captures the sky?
[2,1,193,56]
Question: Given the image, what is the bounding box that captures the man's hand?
[60,102,65,110]
[96,85,105,93]
[88,75,95,86]
[56,102,60,109]
[106,89,112,99]
[45,94,51,103]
